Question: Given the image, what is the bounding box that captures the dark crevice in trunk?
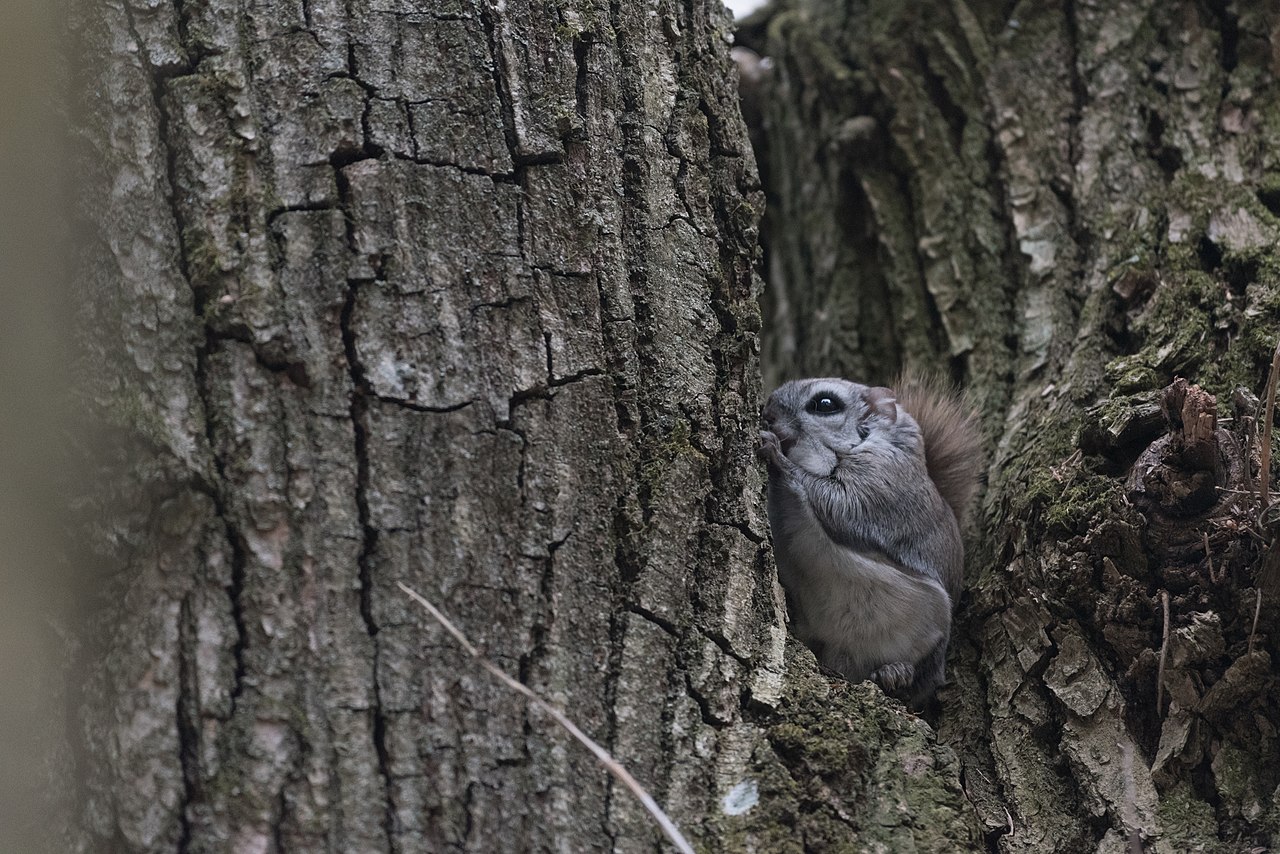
[334,157,397,854]
[520,531,569,685]
[175,595,200,854]
[1060,0,1088,260]
[1197,234,1224,273]
[196,330,252,716]
[129,0,252,739]
[272,786,289,854]
[1256,187,1280,218]
[684,670,729,730]
[476,0,521,163]
[157,0,200,72]
[916,45,967,155]
[839,166,903,381]
[573,33,590,122]
[978,130,1027,398]
[598,607,625,850]
[1143,108,1184,177]
[888,162,949,365]
[1204,0,1239,75]
[601,1,655,841]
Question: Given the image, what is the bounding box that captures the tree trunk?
[68,0,981,852]
[740,0,1280,850]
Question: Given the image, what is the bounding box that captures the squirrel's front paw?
[870,662,915,693]
[757,430,786,469]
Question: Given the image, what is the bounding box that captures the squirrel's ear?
[866,387,898,420]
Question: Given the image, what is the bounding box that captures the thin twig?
[1248,344,1280,655]
[397,581,696,854]
[1250,585,1263,655]
[1217,486,1264,496]
[1156,590,1170,717]
[1259,341,1280,511]
[1242,414,1257,500]
[1203,531,1220,584]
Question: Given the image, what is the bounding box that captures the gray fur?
[759,378,964,706]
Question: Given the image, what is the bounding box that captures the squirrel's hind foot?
[870,661,915,693]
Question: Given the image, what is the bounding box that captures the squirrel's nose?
[761,397,783,426]
[762,404,797,447]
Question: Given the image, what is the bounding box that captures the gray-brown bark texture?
[68,0,982,852]
[740,0,1280,850]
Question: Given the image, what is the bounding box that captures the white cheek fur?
[787,434,838,475]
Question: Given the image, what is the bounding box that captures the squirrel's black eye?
[806,393,844,415]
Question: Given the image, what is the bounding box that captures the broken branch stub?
[1128,379,1238,518]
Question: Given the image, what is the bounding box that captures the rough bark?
[69,0,981,852]
[741,0,1280,850]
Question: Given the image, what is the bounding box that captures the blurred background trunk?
[739,0,1280,850]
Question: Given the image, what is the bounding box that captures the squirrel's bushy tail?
[895,372,984,526]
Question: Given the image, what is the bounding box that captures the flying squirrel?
[758,374,983,707]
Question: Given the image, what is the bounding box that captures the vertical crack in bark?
[965,633,1018,851]
[598,0,704,838]
[461,781,477,844]
[573,33,590,121]
[198,334,252,717]
[272,787,288,853]
[841,168,903,379]
[980,130,1028,384]
[175,594,200,854]
[598,609,625,848]
[1205,0,1239,76]
[335,158,398,853]
[916,45,967,155]
[520,531,569,685]
[348,49,386,161]
[1060,0,1086,256]
[169,0,195,68]
[403,96,422,162]
[120,3,249,845]
[476,0,542,318]
[476,0,520,163]
[658,108,702,236]
[888,162,950,364]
